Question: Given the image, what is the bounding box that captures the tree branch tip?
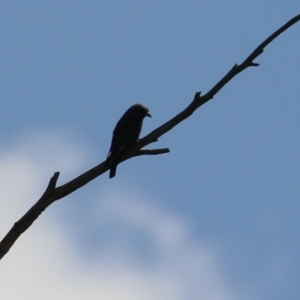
[51,172,60,183]
[46,171,60,192]
[135,148,170,156]
[53,171,60,178]
[192,91,202,104]
[193,91,201,100]
[162,148,171,153]
[250,62,260,67]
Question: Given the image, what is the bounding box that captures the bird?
[106,103,151,178]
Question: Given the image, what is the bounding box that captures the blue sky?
[0,2,300,300]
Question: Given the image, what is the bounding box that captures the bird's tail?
[109,163,117,179]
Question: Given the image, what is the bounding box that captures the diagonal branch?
[0,14,299,260]
[0,172,60,259]
[138,13,300,147]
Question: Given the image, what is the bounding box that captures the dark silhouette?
[106,104,151,178]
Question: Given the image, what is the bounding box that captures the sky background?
[0,2,300,300]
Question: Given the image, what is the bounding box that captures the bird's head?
[132,103,152,118]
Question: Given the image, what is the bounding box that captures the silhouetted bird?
[106,104,151,178]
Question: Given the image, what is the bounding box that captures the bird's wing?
[106,145,125,161]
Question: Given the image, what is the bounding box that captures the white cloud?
[0,130,250,300]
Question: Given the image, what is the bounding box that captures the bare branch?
[0,172,60,259]
[0,14,299,260]
[134,148,171,156]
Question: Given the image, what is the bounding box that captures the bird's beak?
[146,112,152,118]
